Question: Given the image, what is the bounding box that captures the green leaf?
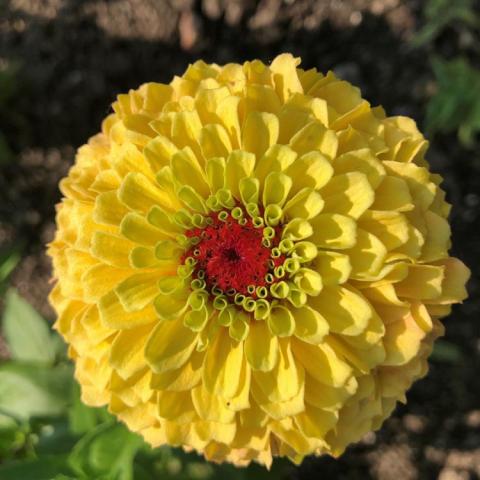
[0,413,27,457]
[431,339,464,364]
[0,248,20,285]
[425,57,480,148]
[2,289,56,364]
[34,419,79,455]
[0,362,73,420]
[412,0,479,46]
[68,422,144,480]
[0,455,72,480]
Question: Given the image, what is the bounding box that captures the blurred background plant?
[0,0,479,479]
[425,57,480,148]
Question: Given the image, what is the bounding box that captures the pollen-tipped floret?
[48,54,470,467]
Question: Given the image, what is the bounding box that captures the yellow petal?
[270,53,303,102]
[158,390,196,423]
[170,148,209,198]
[93,190,129,226]
[143,135,178,172]
[110,324,151,379]
[289,120,338,160]
[383,311,425,366]
[293,305,329,345]
[244,84,281,115]
[242,112,279,160]
[91,232,135,268]
[191,385,235,423]
[150,349,204,392]
[267,305,295,337]
[371,175,414,212]
[283,188,324,220]
[312,251,351,286]
[203,327,243,399]
[153,291,189,320]
[206,157,226,193]
[395,264,445,300]
[147,205,183,235]
[430,257,470,304]
[295,405,338,438]
[421,211,451,262]
[383,161,436,211]
[292,338,352,387]
[321,172,374,219]
[285,151,333,195]
[120,213,168,246]
[263,172,292,208]
[114,272,162,312]
[359,210,409,251]
[216,95,241,148]
[99,290,158,329]
[304,373,357,410]
[345,229,387,279]
[225,150,255,199]
[309,213,357,249]
[112,143,153,178]
[145,317,198,373]
[200,123,232,160]
[253,339,302,403]
[334,148,386,189]
[81,264,132,302]
[253,379,305,421]
[171,110,203,159]
[195,86,230,124]
[245,320,279,371]
[310,285,372,336]
[254,144,297,185]
[118,172,177,213]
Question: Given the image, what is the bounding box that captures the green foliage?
[0,362,73,420]
[2,290,61,364]
[0,290,291,479]
[431,339,464,364]
[0,248,21,295]
[425,57,480,147]
[413,0,479,46]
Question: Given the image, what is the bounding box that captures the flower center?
[185,212,276,296]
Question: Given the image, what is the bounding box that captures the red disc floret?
[184,213,276,296]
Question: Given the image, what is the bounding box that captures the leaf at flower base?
[0,362,73,420]
[2,289,56,364]
[68,422,145,480]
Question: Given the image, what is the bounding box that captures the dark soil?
[1,1,479,478]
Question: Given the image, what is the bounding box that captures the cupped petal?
[245,320,279,371]
[309,213,357,249]
[145,317,199,373]
[309,286,372,336]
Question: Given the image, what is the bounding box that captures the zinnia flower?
[48,54,470,467]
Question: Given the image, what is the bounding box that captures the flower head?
[48,54,469,467]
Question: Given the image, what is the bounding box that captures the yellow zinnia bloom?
[48,54,470,467]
